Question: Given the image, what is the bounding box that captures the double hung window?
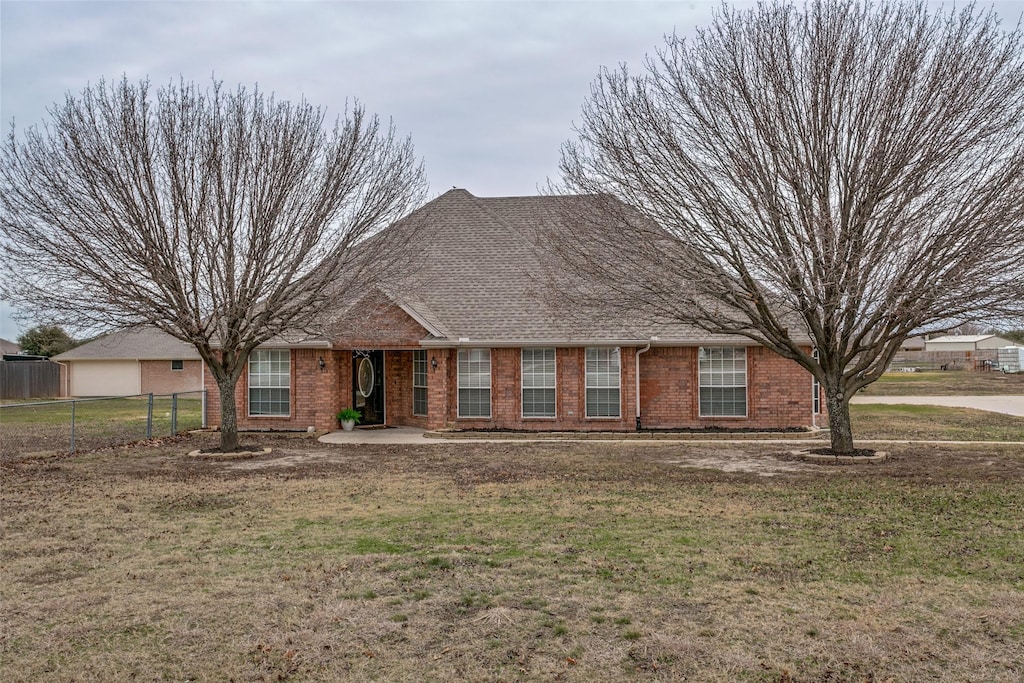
[249,349,290,416]
[457,348,491,418]
[522,348,556,418]
[585,347,621,418]
[698,347,747,417]
[413,350,428,416]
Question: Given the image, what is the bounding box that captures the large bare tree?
[1,78,426,451]
[556,0,1024,454]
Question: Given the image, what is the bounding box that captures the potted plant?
[336,407,361,431]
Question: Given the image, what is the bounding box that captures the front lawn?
[2,436,1022,682]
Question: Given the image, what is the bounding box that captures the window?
[248,349,290,416]
[522,348,556,418]
[413,350,428,416]
[457,348,491,418]
[698,347,747,417]
[812,348,821,415]
[170,359,184,371]
[585,347,620,418]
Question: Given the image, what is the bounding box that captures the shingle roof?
[53,327,201,361]
[364,189,766,346]
[0,338,20,355]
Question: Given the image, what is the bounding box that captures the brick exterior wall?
[206,343,816,433]
[140,359,203,395]
[638,346,815,430]
[205,348,347,432]
[202,296,816,432]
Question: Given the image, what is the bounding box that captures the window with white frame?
[248,349,290,416]
[585,347,621,418]
[458,348,491,418]
[170,359,184,371]
[413,350,428,416]
[812,348,821,415]
[522,348,556,418]
[698,346,747,417]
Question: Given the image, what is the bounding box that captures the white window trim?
[413,350,428,417]
[248,348,291,418]
[585,347,622,419]
[812,348,821,415]
[698,346,747,418]
[521,347,557,419]
[457,348,492,419]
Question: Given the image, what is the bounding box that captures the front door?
[353,350,385,425]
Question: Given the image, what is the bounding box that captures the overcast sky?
[2,0,1023,340]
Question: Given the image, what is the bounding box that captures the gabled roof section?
[53,327,201,361]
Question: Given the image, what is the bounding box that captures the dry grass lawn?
[2,433,1022,682]
[861,370,1024,396]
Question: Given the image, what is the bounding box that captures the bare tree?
[554,0,1024,454]
[1,78,426,451]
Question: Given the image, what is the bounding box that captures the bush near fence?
[0,391,206,458]
[889,350,999,372]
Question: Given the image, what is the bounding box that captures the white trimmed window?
[698,347,747,417]
[248,349,290,416]
[413,350,428,416]
[522,348,556,418]
[171,359,184,371]
[812,348,821,415]
[585,347,621,418]
[458,348,491,418]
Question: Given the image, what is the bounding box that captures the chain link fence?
[0,391,206,458]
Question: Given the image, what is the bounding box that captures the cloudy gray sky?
[2,0,1023,340]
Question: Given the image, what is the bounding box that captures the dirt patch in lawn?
[6,431,1021,486]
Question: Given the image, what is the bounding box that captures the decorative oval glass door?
[352,350,385,425]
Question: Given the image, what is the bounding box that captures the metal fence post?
[146,393,154,440]
[69,400,76,454]
[171,393,178,436]
[201,390,208,429]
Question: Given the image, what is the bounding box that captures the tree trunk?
[217,376,240,452]
[825,389,855,455]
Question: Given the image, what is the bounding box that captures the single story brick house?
[54,328,203,397]
[206,189,822,433]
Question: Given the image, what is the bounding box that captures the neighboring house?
[0,338,21,355]
[923,334,1014,352]
[206,189,821,433]
[900,335,926,352]
[53,328,202,397]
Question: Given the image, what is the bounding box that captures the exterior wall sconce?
[431,356,438,371]
[318,356,326,372]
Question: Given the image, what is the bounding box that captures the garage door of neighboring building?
[69,360,141,397]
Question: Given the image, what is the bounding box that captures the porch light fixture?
[318,356,326,372]
[431,356,438,371]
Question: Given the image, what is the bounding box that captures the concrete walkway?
[317,426,829,445]
[849,394,1024,417]
[319,426,445,445]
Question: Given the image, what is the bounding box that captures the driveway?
[849,394,1024,417]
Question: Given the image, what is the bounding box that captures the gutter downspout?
[635,342,652,431]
